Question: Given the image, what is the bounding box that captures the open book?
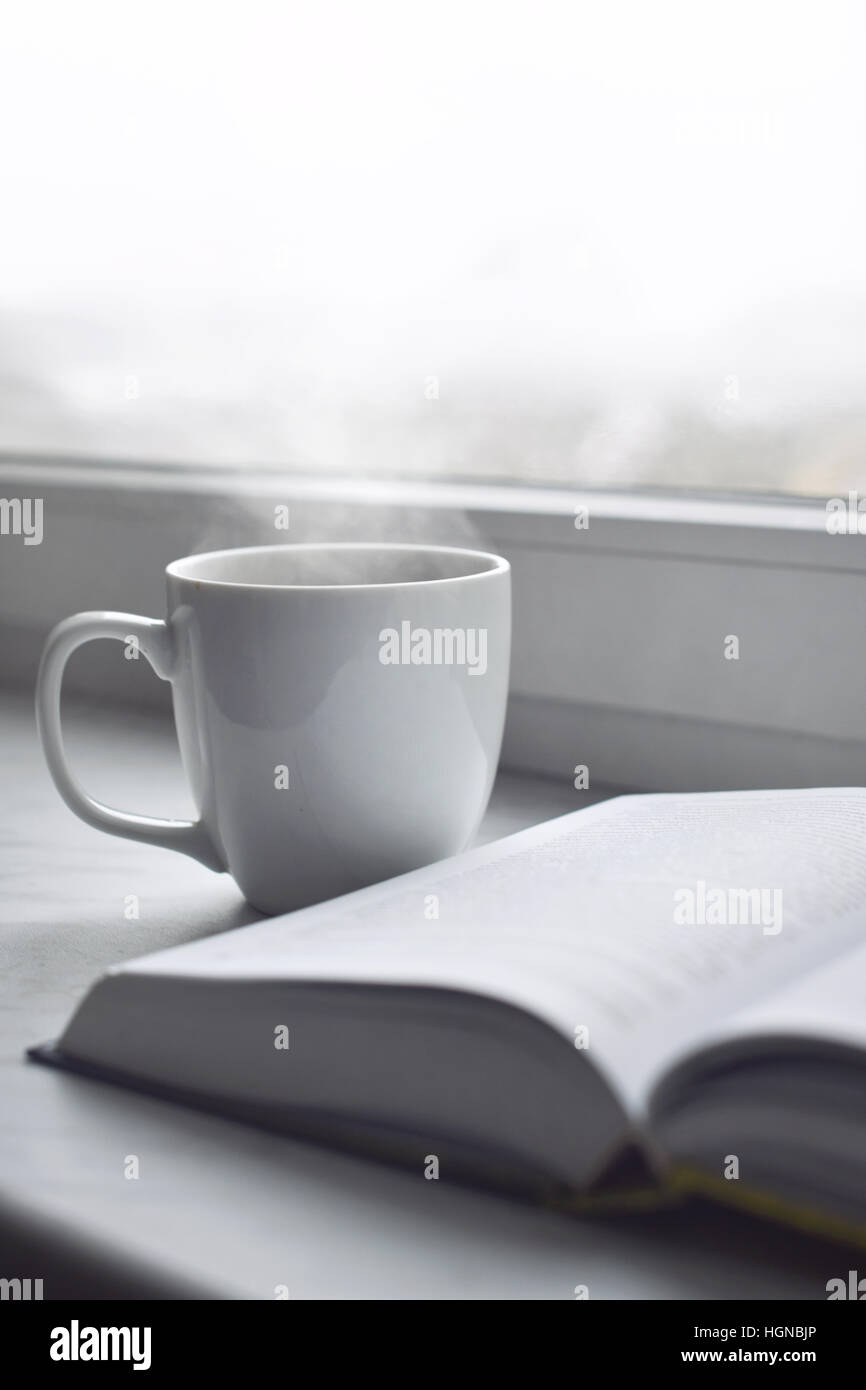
[31,789,866,1246]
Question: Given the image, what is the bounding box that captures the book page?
[125,788,866,1114]
[686,935,866,1058]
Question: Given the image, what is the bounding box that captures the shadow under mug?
[36,542,511,914]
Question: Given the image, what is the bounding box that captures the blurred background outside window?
[1,0,865,495]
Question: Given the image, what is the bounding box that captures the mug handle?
[35,611,223,871]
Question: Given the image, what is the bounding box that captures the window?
[3,4,866,798]
[2,1,865,493]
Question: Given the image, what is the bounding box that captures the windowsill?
[0,686,836,1299]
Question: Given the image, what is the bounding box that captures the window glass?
[1,1,864,494]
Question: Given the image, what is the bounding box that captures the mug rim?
[166,541,510,592]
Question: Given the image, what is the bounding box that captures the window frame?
[1,454,864,792]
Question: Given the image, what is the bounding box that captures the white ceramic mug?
[36,542,511,914]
